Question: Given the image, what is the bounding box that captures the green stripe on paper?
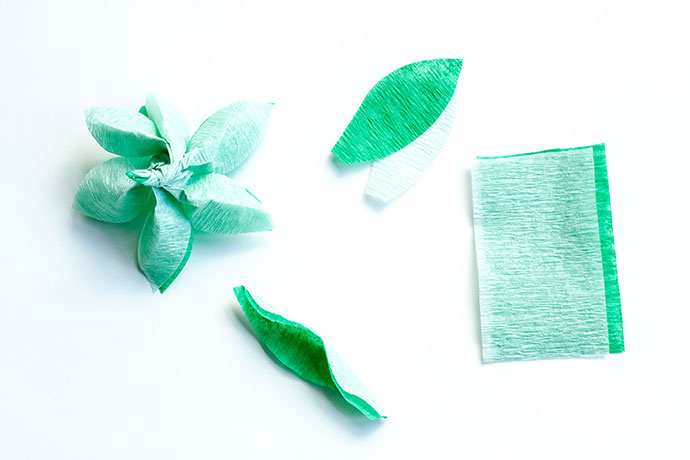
[591,144,624,353]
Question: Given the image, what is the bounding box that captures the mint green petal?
[181,174,272,235]
[332,59,462,164]
[185,101,273,176]
[145,92,190,162]
[73,157,153,223]
[85,106,168,157]
[137,189,193,292]
[234,286,385,420]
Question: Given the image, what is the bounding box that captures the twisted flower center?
[126,158,190,190]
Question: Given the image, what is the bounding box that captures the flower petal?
[332,59,462,164]
[73,157,153,223]
[364,87,459,202]
[137,189,193,292]
[234,286,385,420]
[181,174,272,235]
[185,101,272,176]
[145,92,189,162]
[85,106,168,157]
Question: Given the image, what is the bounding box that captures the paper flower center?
[126,159,190,190]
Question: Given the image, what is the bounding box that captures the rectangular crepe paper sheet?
[471,144,623,363]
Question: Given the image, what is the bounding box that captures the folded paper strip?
[74,93,274,292]
[471,144,624,362]
[234,286,385,420]
[332,59,462,203]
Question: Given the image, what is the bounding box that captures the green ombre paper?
[74,93,274,292]
[234,286,385,420]
[332,59,462,203]
[471,144,624,362]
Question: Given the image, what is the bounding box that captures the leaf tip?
[233,285,247,297]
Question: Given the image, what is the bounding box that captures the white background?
[1,0,688,458]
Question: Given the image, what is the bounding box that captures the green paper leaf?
[137,189,193,292]
[332,59,462,164]
[73,157,153,223]
[85,107,168,157]
[365,88,459,202]
[145,92,190,162]
[234,286,385,420]
[185,101,273,175]
[181,174,272,235]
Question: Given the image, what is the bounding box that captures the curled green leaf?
[234,286,385,420]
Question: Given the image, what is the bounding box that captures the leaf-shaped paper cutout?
[364,89,459,202]
[181,174,272,234]
[185,101,273,176]
[234,286,385,420]
[137,188,193,292]
[332,59,462,164]
[145,92,190,162]
[73,157,153,223]
[85,107,168,157]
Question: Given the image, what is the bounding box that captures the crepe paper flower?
[74,92,274,292]
[472,144,623,362]
[234,286,385,420]
[332,59,463,203]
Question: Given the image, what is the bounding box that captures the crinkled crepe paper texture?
[74,93,273,292]
[471,144,623,362]
[331,59,462,202]
[234,286,385,420]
